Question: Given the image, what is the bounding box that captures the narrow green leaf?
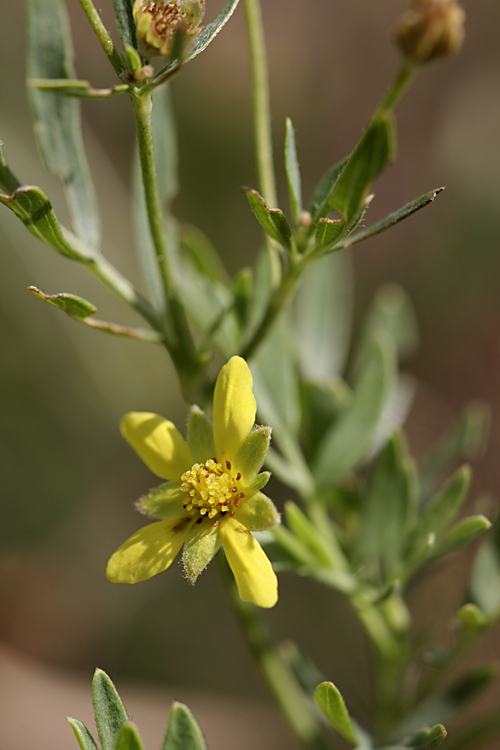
[336,188,445,251]
[294,251,353,381]
[356,433,416,582]
[0,185,92,260]
[352,284,419,378]
[406,725,447,750]
[428,515,491,561]
[67,718,99,750]
[245,245,275,344]
[284,118,302,226]
[112,0,137,51]
[309,157,349,220]
[29,286,161,342]
[327,112,396,223]
[0,138,22,195]
[115,723,145,750]
[285,502,338,569]
[314,681,358,746]
[29,286,97,319]
[162,701,207,750]
[408,467,470,559]
[245,188,292,250]
[152,84,179,206]
[28,78,129,98]
[26,0,100,248]
[419,403,489,505]
[92,669,129,750]
[313,334,396,487]
[180,225,230,286]
[301,380,353,464]
[154,0,240,81]
[314,217,344,253]
[471,517,500,619]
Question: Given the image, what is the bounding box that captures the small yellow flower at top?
[106,356,280,609]
[133,0,205,59]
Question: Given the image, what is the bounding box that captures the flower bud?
[394,0,465,64]
[133,0,205,60]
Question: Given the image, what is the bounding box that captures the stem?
[243,0,281,289]
[219,555,331,750]
[78,0,124,76]
[380,61,418,112]
[131,90,201,395]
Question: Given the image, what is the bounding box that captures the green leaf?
[313,334,396,487]
[92,669,129,750]
[352,284,419,378]
[455,603,487,633]
[180,225,231,287]
[29,286,161,342]
[28,78,129,98]
[356,433,416,582]
[428,515,491,561]
[314,681,358,746]
[381,725,447,750]
[327,112,396,224]
[314,217,344,253]
[245,188,292,250]
[284,118,302,226]
[112,0,137,51]
[154,0,240,81]
[26,0,100,248]
[115,723,145,750]
[29,286,96,318]
[408,467,470,559]
[162,701,207,750]
[285,502,338,569]
[294,251,353,381]
[309,157,349,220]
[67,718,99,750]
[336,188,445,251]
[471,517,500,619]
[0,185,92,260]
[0,138,22,195]
[301,380,353,464]
[419,403,489,505]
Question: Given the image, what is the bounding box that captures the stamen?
[226,461,232,470]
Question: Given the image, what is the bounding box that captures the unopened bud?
[395,0,465,64]
[133,0,205,59]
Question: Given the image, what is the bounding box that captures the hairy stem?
[78,0,124,75]
[219,554,331,750]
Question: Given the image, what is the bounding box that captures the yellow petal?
[106,515,194,584]
[219,517,278,608]
[121,412,193,480]
[213,357,256,467]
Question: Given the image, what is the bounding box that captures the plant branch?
[77,0,124,76]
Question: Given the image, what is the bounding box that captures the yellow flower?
[107,356,280,608]
[133,0,205,59]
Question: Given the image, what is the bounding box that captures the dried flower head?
[395,0,465,64]
[133,0,205,59]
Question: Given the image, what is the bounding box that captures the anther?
[226,460,232,470]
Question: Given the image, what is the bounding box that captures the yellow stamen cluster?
[181,459,244,525]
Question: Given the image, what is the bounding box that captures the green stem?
[219,554,331,750]
[130,90,201,395]
[77,0,124,76]
[380,61,418,112]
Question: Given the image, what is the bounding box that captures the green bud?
[395,0,465,64]
[133,0,205,60]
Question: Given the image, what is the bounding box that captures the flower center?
[181,459,245,526]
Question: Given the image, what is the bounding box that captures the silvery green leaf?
[284,118,302,226]
[245,188,293,251]
[26,0,100,248]
[115,723,145,750]
[162,701,207,750]
[315,681,358,746]
[67,718,99,750]
[92,669,129,750]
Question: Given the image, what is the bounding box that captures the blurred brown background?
[1,0,500,748]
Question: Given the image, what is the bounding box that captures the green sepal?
[235,426,272,484]
[327,112,396,224]
[182,522,221,582]
[427,515,491,561]
[187,406,215,464]
[136,483,186,519]
[407,466,470,559]
[162,701,207,750]
[314,681,358,746]
[235,491,280,532]
[91,668,129,750]
[125,46,142,72]
[115,722,145,750]
[284,117,302,226]
[245,188,292,250]
[30,286,96,318]
[67,718,99,750]
[250,471,271,491]
[313,334,396,487]
[455,603,487,633]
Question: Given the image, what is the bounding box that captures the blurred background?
[1,0,500,748]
